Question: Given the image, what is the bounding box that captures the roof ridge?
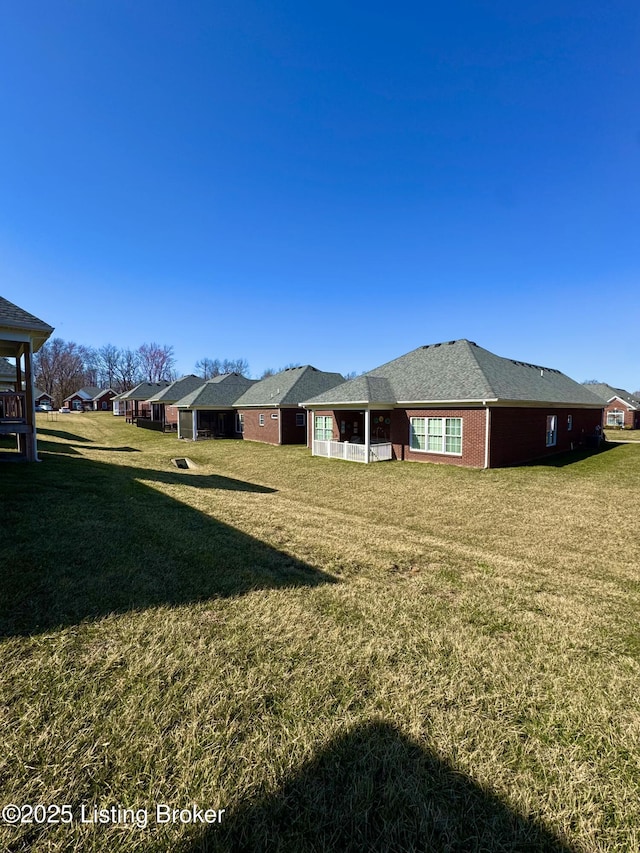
[458,340,497,399]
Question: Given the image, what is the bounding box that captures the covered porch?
[310,407,394,464]
[178,408,240,441]
[0,297,53,462]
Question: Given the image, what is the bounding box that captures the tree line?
[33,340,358,407]
[33,340,251,406]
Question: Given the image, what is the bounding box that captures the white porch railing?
[312,439,393,463]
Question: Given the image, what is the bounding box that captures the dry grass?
[0,414,638,851]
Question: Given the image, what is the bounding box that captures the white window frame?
[606,409,624,426]
[314,415,333,441]
[409,416,462,455]
[546,415,557,447]
[236,413,244,434]
[567,414,572,431]
[259,413,265,427]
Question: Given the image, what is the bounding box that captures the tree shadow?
[0,447,332,638]
[185,721,575,853]
[37,427,93,443]
[86,445,142,452]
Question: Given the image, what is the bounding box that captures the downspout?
[192,409,197,442]
[278,406,282,445]
[484,404,491,469]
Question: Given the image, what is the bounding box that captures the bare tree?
[260,362,300,379]
[221,358,250,376]
[33,338,89,406]
[195,357,250,378]
[195,357,222,379]
[137,343,176,382]
[114,348,142,391]
[82,345,100,387]
[97,344,121,389]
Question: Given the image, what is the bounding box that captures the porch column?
[364,408,371,464]
[23,342,37,462]
[192,409,197,441]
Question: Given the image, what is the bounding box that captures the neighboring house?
[302,339,604,467]
[118,381,172,422]
[586,383,640,430]
[234,366,345,445]
[63,387,117,412]
[0,296,54,461]
[174,374,256,440]
[34,387,54,407]
[143,375,208,432]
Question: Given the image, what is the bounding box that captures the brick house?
[233,366,345,445]
[34,388,54,407]
[302,340,604,467]
[587,383,640,430]
[174,374,256,440]
[142,375,207,432]
[0,296,54,461]
[63,387,117,412]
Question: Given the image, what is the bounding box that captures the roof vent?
[448,340,456,345]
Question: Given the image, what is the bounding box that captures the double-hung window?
[410,416,462,455]
[314,415,333,441]
[546,415,557,447]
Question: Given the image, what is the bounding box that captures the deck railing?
[0,392,27,422]
[312,439,393,463]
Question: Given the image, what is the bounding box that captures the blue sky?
[1,1,639,388]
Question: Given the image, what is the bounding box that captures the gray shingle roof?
[0,357,14,382]
[63,387,115,402]
[174,374,256,408]
[303,340,604,407]
[233,366,345,407]
[0,296,54,352]
[118,381,173,401]
[587,383,640,409]
[146,375,207,403]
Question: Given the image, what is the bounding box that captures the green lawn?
[1,414,639,852]
[605,428,640,442]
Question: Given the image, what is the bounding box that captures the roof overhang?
[302,398,603,410]
[301,400,395,409]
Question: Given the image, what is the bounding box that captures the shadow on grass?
[520,442,620,469]
[185,721,575,853]
[87,445,142,452]
[0,444,333,638]
[36,427,93,443]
